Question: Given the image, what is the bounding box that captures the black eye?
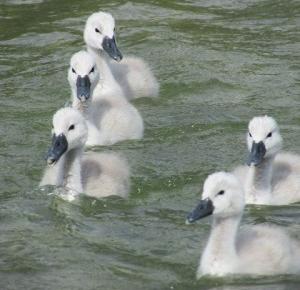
[90,67,95,73]
[267,132,272,138]
[68,124,75,131]
[95,28,100,33]
[72,68,76,74]
[249,132,252,137]
[217,190,225,196]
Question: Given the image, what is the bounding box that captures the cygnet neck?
[71,90,91,116]
[246,156,274,202]
[54,147,83,194]
[206,214,241,260]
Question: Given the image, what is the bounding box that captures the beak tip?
[246,159,259,166]
[186,213,195,224]
[47,158,55,166]
[114,55,122,62]
[77,94,90,102]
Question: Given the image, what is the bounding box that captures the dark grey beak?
[247,141,266,166]
[46,134,68,165]
[102,36,123,62]
[76,75,91,102]
[186,198,214,224]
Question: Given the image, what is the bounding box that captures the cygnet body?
[187,172,300,278]
[84,11,159,100]
[68,50,144,146]
[232,116,300,205]
[40,107,130,200]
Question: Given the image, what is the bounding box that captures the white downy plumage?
[68,50,144,146]
[84,11,159,101]
[233,116,300,205]
[40,107,130,200]
[186,171,300,278]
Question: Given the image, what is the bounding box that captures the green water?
[1,0,300,289]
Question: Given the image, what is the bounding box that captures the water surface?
[0,0,300,289]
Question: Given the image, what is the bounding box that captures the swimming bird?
[187,171,300,278]
[68,50,144,146]
[84,11,159,100]
[232,116,300,205]
[40,107,130,200]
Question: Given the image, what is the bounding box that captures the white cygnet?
[187,171,300,278]
[84,11,159,100]
[232,116,300,205]
[40,107,130,200]
[68,50,144,146]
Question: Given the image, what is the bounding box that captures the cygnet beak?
[186,198,214,224]
[76,75,91,102]
[45,133,68,165]
[102,36,123,62]
[247,141,266,166]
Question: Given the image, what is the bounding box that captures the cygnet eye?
[217,190,225,196]
[95,28,100,33]
[249,132,252,138]
[72,68,76,74]
[267,132,272,138]
[68,124,75,131]
[89,67,95,74]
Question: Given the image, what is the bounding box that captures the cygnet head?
[46,107,88,165]
[246,116,282,166]
[84,11,123,62]
[68,50,99,102]
[186,172,245,223]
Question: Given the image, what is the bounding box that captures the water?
[0,0,300,289]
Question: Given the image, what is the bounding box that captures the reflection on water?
[0,0,300,289]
